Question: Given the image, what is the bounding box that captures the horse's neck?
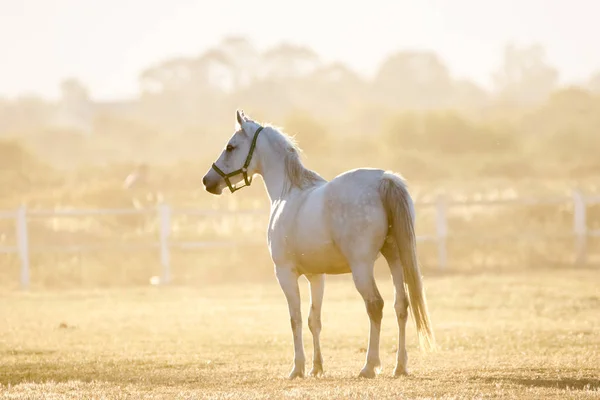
[257,132,322,205]
[260,152,290,205]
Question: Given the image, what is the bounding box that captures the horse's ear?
[236,109,245,126]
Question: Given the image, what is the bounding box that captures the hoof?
[358,369,376,379]
[358,364,380,379]
[288,368,305,380]
[393,367,409,377]
[309,363,323,377]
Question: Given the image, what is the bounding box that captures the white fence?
[1,190,599,289]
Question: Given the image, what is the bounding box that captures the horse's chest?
[267,202,293,261]
[267,206,300,257]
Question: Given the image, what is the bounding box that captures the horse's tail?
[378,171,436,352]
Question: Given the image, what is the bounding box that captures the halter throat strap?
[211,126,264,193]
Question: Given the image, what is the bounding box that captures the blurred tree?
[218,36,259,90]
[261,44,321,80]
[0,96,52,133]
[310,63,366,100]
[228,44,321,119]
[545,86,596,112]
[0,138,52,195]
[138,50,234,126]
[60,78,90,103]
[55,78,93,134]
[0,98,7,132]
[492,43,559,106]
[0,138,43,171]
[588,71,600,94]
[451,79,490,110]
[194,49,236,92]
[384,110,517,154]
[139,57,197,94]
[283,110,330,153]
[374,51,454,109]
[283,63,368,118]
[311,63,362,86]
[520,87,600,159]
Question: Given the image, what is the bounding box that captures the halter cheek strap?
[211,126,264,193]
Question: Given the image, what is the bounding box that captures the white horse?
[202,110,436,379]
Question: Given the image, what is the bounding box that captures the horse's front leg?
[275,265,305,379]
[306,274,325,376]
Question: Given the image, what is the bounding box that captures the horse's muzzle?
[202,174,223,195]
[205,184,223,195]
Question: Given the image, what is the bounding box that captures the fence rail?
[1,190,599,289]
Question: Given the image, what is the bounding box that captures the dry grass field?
[1,267,598,399]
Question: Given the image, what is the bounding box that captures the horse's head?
[202,109,264,195]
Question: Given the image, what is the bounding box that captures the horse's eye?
[226,144,235,152]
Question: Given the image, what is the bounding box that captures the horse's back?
[330,167,386,183]
[299,168,386,231]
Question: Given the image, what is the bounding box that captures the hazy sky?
[1,0,598,100]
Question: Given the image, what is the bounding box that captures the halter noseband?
[211,126,264,193]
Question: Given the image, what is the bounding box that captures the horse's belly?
[294,240,351,275]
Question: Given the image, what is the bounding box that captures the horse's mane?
[263,124,327,192]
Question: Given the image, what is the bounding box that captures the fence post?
[572,190,587,266]
[435,195,448,270]
[16,206,30,289]
[158,204,172,285]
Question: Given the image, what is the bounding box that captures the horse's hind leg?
[306,274,325,376]
[350,263,384,378]
[381,240,409,376]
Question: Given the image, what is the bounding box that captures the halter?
[211,126,264,193]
